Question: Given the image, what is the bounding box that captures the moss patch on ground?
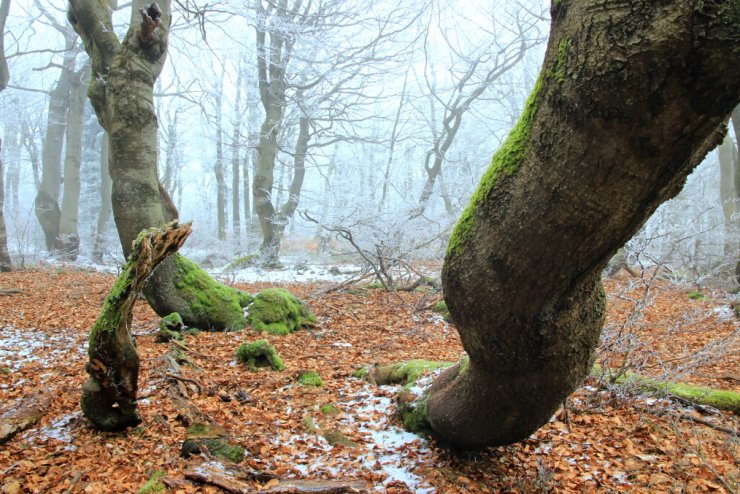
[236,339,286,371]
[155,312,184,343]
[297,370,324,387]
[246,288,316,335]
[181,423,244,463]
[137,471,166,494]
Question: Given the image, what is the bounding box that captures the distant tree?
[0,0,11,271]
[411,2,545,219]
[68,0,250,330]
[34,25,77,254]
[411,1,740,449]
[251,0,417,264]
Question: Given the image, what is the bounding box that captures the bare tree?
[411,1,546,218]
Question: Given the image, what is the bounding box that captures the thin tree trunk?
[0,138,11,271]
[20,120,41,190]
[3,125,19,212]
[718,134,737,258]
[92,133,111,263]
[419,1,740,449]
[231,61,244,246]
[57,63,90,260]
[214,69,226,242]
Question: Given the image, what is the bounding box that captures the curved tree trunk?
[68,0,250,330]
[82,221,191,431]
[423,1,740,449]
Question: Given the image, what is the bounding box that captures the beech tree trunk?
[68,0,250,330]
[0,138,10,272]
[92,133,112,263]
[57,62,90,260]
[427,0,740,449]
[35,44,76,253]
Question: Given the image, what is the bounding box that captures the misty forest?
[0,0,738,493]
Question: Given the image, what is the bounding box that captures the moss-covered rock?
[297,371,323,387]
[172,255,253,331]
[155,312,184,343]
[236,339,285,371]
[432,300,452,322]
[357,360,453,386]
[181,423,244,463]
[246,288,316,335]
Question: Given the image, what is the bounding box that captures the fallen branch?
[0,288,24,296]
[184,458,371,493]
[165,372,203,394]
[0,389,51,444]
[593,365,740,413]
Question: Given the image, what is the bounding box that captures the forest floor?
[0,266,737,493]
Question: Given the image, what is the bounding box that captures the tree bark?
[427,0,740,449]
[0,0,11,271]
[81,221,191,431]
[231,60,244,245]
[69,0,251,330]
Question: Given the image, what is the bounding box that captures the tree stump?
[81,221,191,431]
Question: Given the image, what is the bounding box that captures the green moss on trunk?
[447,74,544,256]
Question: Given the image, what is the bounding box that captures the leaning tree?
[67,0,251,330]
[404,0,740,449]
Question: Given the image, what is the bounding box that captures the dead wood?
[184,458,371,493]
[0,389,51,444]
[0,288,23,296]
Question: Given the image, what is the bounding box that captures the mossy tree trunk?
[68,0,250,330]
[429,1,740,449]
[82,221,191,431]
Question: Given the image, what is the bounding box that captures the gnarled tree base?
[82,221,191,431]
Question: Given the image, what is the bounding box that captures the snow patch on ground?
[213,262,365,284]
[0,326,84,375]
[340,385,435,493]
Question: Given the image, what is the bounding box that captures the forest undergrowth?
[0,267,737,493]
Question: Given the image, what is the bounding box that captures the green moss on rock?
[246,288,316,335]
[225,254,260,271]
[174,254,253,331]
[297,371,324,387]
[236,339,286,371]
